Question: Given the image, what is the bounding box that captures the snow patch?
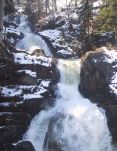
[103,47,117,64]
[40,30,61,41]
[1,81,51,99]
[17,70,36,77]
[13,53,51,67]
[109,72,117,94]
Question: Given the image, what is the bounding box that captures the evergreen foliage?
[96,0,117,33]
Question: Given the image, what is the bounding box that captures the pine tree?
[96,0,117,33]
[78,0,93,39]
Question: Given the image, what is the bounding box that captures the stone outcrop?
[79,47,117,141]
[0,42,59,150]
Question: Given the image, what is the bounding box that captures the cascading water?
[24,59,113,151]
[16,15,52,57]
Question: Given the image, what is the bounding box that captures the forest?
[0,0,117,151]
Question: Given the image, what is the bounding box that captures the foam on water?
[24,59,113,151]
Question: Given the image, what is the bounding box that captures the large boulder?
[0,125,28,147]
[0,112,30,147]
[79,47,117,104]
[79,47,117,141]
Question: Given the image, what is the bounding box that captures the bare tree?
[0,0,5,44]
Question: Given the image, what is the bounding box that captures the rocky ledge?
[0,43,59,150]
[79,47,117,141]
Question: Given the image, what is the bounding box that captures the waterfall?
[16,15,52,57]
[24,59,113,151]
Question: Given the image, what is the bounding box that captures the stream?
[16,15,115,151]
[24,59,113,151]
[16,15,52,57]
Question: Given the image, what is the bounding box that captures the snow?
[17,70,36,77]
[5,28,21,36]
[40,29,74,55]
[13,53,51,67]
[103,48,117,95]
[57,49,73,55]
[109,72,117,94]
[23,94,43,99]
[28,46,42,55]
[92,47,117,95]
[1,81,51,100]
[93,1,103,8]
[1,86,22,97]
[41,81,50,88]
[40,30,61,41]
[103,47,117,64]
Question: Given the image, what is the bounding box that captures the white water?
[24,59,113,151]
[16,15,52,57]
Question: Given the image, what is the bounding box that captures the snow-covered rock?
[40,29,76,58]
[13,52,51,67]
[79,47,117,99]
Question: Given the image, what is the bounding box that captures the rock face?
[4,14,24,44]
[79,47,117,141]
[0,42,58,150]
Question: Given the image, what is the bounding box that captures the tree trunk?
[0,0,5,44]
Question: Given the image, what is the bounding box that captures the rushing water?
[24,59,113,151]
[16,15,52,57]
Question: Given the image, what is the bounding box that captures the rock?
[79,48,117,104]
[79,47,117,141]
[0,112,30,147]
[0,112,30,126]
[106,105,117,142]
[28,46,45,56]
[21,97,55,117]
[0,38,58,149]
[16,141,35,151]
[0,144,16,151]
[0,125,28,146]
[91,32,116,47]
[6,29,24,44]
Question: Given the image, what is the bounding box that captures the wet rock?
[0,125,28,146]
[0,112,30,147]
[21,97,55,117]
[0,112,30,126]
[0,143,16,151]
[16,141,35,151]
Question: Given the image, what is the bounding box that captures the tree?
[0,0,5,44]
[96,0,117,33]
[78,0,93,39]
